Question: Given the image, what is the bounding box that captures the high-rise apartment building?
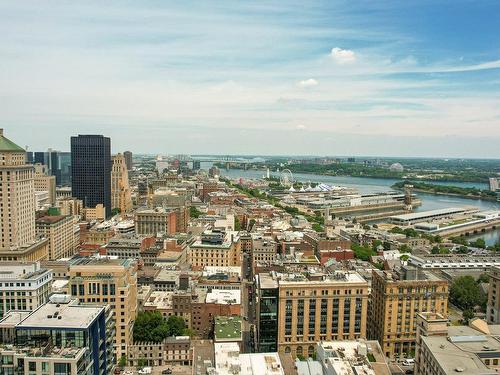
[369,267,449,358]
[0,295,115,375]
[36,215,79,260]
[0,262,52,318]
[68,258,138,359]
[256,269,369,358]
[71,135,111,217]
[111,153,132,213]
[487,266,500,324]
[123,150,133,171]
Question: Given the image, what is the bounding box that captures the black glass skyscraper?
[71,135,111,217]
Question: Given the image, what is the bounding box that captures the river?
[211,165,499,246]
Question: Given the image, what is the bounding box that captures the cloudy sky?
[1,1,499,157]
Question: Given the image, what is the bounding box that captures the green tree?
[462,309,475,325]
[166,315,187,336]
[111,208,121,216]
[118,355,127,368]
[469,238,486,249]
[234,216,242,231]
[351,244,376,261]
[477,273,489,284]
[450,276,486,311]
[189,206,202,218]
[312,223,323,232]
[399,244,412,253]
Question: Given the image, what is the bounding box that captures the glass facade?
[258,287,279,352]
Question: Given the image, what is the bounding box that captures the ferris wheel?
[279,169,295,187]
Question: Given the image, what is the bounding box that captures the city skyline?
[1,1,499,157]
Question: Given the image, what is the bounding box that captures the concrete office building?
[0,295,115,375]
[188,229,241,268]
[135,206,189,236]
[36,215,79,260]
[257,269,369,358]
[0,129,49,262]
[34,163,56,205]
[67,258,138,359]
[369,267,449,358]
[251,236,278,266]
[487,266,500,324]
[111,153,132,213]
[123,151,133,171]
[415,312,500,375]
[0,262,52,318]
[71,135,111,217]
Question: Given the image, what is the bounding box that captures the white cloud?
[331,47,356,64]
[298,78,318,87]
[296,124,307,130]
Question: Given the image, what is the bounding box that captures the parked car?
[402,359,415,366]
[162,369,173,375]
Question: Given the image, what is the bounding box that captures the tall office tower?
[111,153,132,213]
[26,151,34,163]
[68,258,138,360]
[58,151,71,185]
[71,135,111,217]
[369,267,449,359]
[34,151,45,165]
[123,150,133,170]
[0,129,36,250]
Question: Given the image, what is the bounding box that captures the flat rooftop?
[278,270,367,285]
[17,301,103,330]
[36,215,68,224]
[214,316,242,341]
[215,342,285,375]
[206,289,241,305]
[390,207,467,221]
[422,325,500,375]
[0,262,50,281]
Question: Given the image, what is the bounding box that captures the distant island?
[392,180,497,201]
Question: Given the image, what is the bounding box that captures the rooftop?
[422,325,500,375]
[214,316,242,341]
[390,207,468,221]
[0,262,51,281]
[17,299,104,330]
[206,289,241,305]
[215,342,285,375]
[0,129,24,152]
[36,215,68,224]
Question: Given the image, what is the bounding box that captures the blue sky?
[0,1,499,157]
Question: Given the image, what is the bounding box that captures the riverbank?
[215,163,490,186]
[392,181,497,202]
